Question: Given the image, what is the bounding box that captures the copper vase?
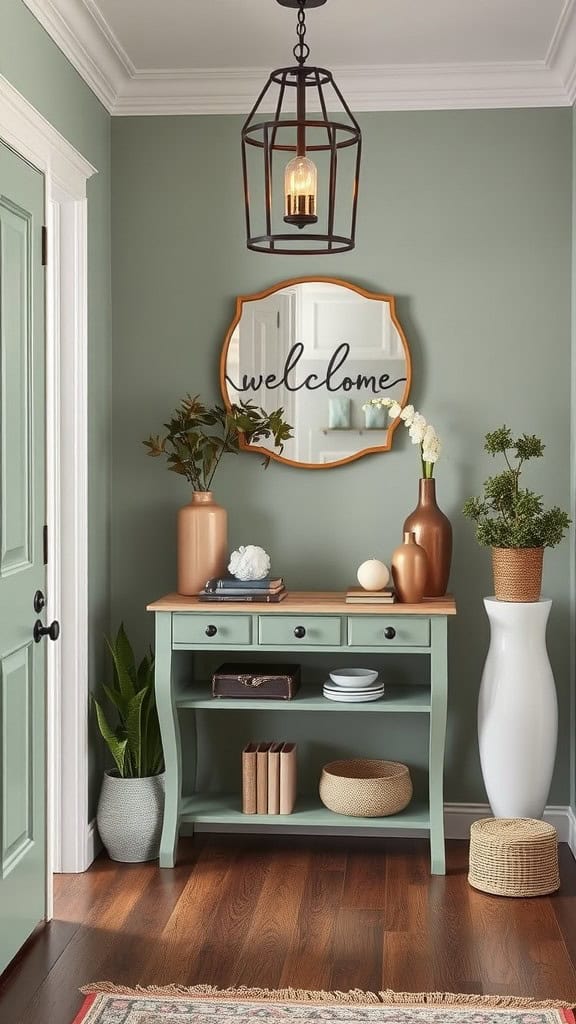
[391,531,428,604]
[177,491,228,596]
[403,478,452,597]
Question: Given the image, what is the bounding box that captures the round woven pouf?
[468,818,559,897]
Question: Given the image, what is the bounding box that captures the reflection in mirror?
[221,279,411,468]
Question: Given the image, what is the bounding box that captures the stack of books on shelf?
[200,576,287,603]
[242,741,297,814]
[346,586,395,604]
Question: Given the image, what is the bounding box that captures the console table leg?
[155,612,181,869]
[429,617,448,875]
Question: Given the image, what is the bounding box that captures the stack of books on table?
[200,576,287,603]
[346,586,396,604]
[241,742,297,814]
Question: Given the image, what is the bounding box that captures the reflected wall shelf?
[321,427,386,434]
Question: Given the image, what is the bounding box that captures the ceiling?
[94,0,563,69]
[21,0,576,114]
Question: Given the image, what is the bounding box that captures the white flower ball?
[228,545,271,581]
[357,558,390,591]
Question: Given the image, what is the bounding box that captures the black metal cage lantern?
[242,0,362,255]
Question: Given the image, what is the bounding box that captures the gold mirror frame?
[220,277,412,469]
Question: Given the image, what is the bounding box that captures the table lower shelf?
[179,793,430,831]
[176,684,431,713]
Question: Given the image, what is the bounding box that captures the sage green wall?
[112,109,572,803]
[1,0,112,815]
[571,102,576,816]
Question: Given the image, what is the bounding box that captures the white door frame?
[0,74,96,895]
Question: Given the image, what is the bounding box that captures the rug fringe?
[79,983,574,1010]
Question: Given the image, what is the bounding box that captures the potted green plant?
[93,624,165,862]
[462,426,570,601]
[143,394,292,595]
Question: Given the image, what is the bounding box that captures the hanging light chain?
[293,0,310,66]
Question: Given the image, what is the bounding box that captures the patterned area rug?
[74,985,576,1024]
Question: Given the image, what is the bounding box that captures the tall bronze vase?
[177,491,228,596]
[403,478,452,597]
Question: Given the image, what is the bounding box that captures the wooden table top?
[147,591,457,615]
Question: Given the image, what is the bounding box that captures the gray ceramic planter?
[96,770,165,862]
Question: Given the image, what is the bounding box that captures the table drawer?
[173,613,252,645]
[259,615,342,647]
[348,616,430,648]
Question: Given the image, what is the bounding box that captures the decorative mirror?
[220,278,412,469]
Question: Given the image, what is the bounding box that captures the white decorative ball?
[228,545,271,581]
[357,558,390,591]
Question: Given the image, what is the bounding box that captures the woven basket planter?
[319,759,413,817]
[491,547,544,602]
[468,817,559,897]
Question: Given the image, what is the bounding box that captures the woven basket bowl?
[491,547,543,602]
[319,759,413,817]
[468,817,559,897]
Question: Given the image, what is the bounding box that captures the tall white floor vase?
[478,597,557,819]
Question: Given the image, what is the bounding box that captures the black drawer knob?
[294,625,306,639]
[205,624,218,637]
[384,626,396,640]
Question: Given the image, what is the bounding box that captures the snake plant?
[93,624,164,778]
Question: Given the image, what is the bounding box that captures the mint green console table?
[147,591,456,874]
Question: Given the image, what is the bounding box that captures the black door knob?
[33,619,60,643]
[384,626,396,639]
[294,625,306,638]
[33,590,45,613]
[205,624,218,637]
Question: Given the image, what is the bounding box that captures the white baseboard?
[82,805,576,871]
[568,805,576,858]
[444,802,573,845]
[86,818,102,868]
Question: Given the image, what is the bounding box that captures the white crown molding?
[114,61,568,115]
[547,0,576,104]
[19,0,576,114]
[21,0,130,112]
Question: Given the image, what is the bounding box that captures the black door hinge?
[43,525,48,565]
[42,226,48,266]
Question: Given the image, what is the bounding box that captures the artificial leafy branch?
[143,394,293,491]
[462,426,570,549]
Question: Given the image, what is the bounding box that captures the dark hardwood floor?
[1,836,575,1024]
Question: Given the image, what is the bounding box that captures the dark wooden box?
[212,663,301,700]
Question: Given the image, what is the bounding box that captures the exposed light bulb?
[284,154,318,229]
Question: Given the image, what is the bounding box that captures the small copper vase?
[177,491,228,596]
[391,531,428,604]
[403,478,452,597]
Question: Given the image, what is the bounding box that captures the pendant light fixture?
[242,0,362,254]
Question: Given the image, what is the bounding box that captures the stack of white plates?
[323,668,384,703]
